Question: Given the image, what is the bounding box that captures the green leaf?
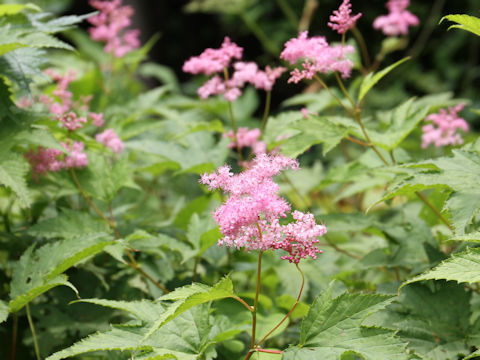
[9,234,114,312]
[366,283,472,359]
[28,209,109,239]
[373,149,480,234]
[448,231,480,242]
[0,151,30,207]
[144,276,236,339]
[8,275,78,314]
[0,4,40,16]
[47,304,215,360]
[402,248,480,286]
[441,14,480,37]
[464,349,480,360]
[358,57,410,102]
[281,116,349,157]
[0,300,8,323]
[71,299,166,324]
[283,285,408,360]
[0,48,47,93]
[75,153,133,202]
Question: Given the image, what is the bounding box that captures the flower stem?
[244,248,264,360]
[260,90,272,133]
[298,0,318,32]
[334,72,355,110]
[351,26,371,69]
[256,264,305,348]
[124,249,170,293]
[275,0,298,28]
[26,304,40,360]
[231,295,254,312]
[223,67,243,161]
[10,313,17,360]
[314,75,354,116]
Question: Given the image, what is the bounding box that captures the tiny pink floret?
[96,128,124,153]
[421,103,469,148]
[183,37,243,76]
[88,0,141,57]
[280,31,355,81]
[328,0,362,34]
[373,0,419,36]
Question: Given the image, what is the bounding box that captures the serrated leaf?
[28,209,109,239]
[280,116,348,157]
[448,231,480,242]
[402,248,480,286]
[366,283,472,359]
[27,12,93,33]
[72,299,166,324]
[8,275,78,313]
[283,285,408,360]
[47,304,214,360]
[0,48,47,92]
[441,14,480,37]
[9,234,114,312]
[75,153,133,202]
[0,300,8,323]
[144,276,235,339]
[374,149,480,234]
[0,151,30,207]
[358,57,410,102]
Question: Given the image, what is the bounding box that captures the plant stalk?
[244,245,264,360]
[256,264,305,347]
[26,304,41,360]
[260,90,271,133]
[11,314,18,360]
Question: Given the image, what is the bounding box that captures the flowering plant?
[1,1,480,360]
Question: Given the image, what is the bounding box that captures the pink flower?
[16,97,32,108]
[201,154,326,262]
[89,112,105,127]
[272,211,326,264]
[88,0,141,57]
[421,103,469,148]
[197,75,227,99]
[230,62,286,92]
[62,141,89,169]
[59,112,87,131]
[223,127,266,155]
[183,37,243,76]
[328,0,362,34]
[96,128,124,153]
[373,0,419,36]
[25,148,63,179]
[280,31,355,81]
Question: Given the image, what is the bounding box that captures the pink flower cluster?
[88,0,140,57]
[201,154,326,263]
[280,31,355,82]
[223,127,266,156]
[96,128,124,153]
[183,37,285,101]
[421,103,469,148]
[373,0,419,36]
[25,141,88,180]
[328,0,362,34]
